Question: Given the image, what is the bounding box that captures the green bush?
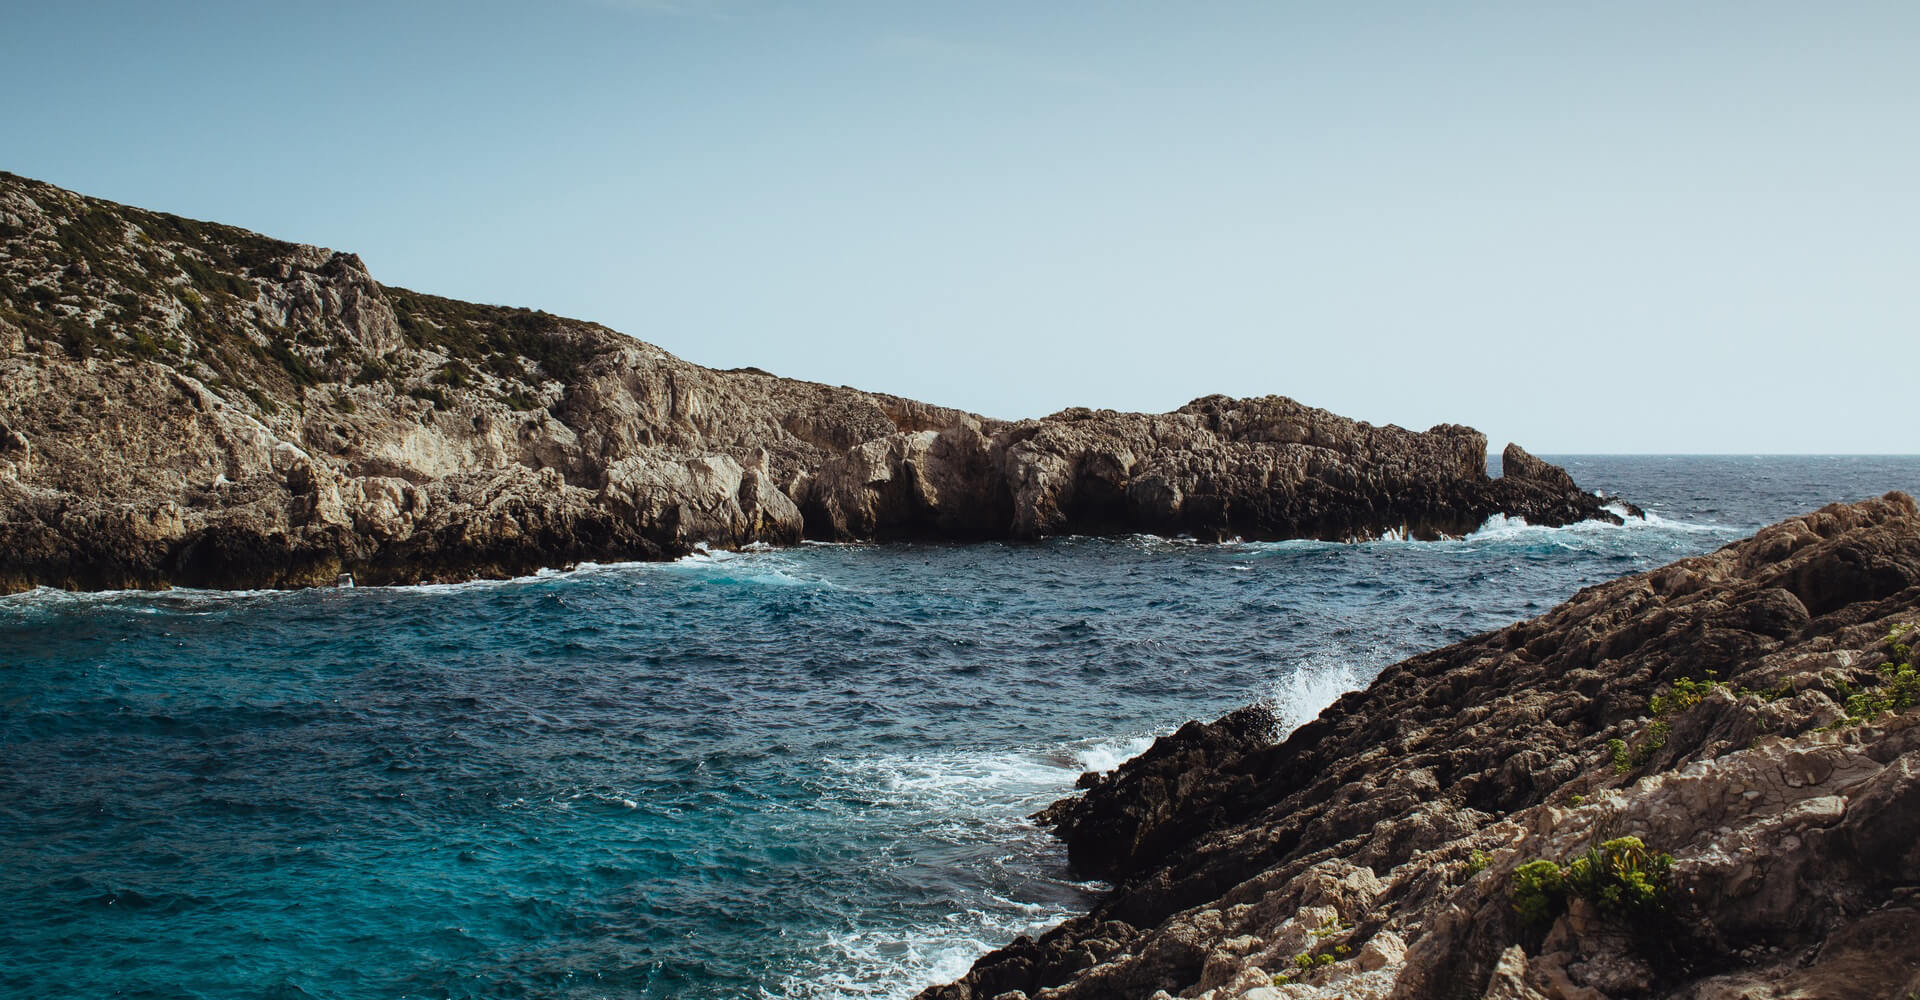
[268,338,320,387]
[1511,837,1672,925]
[1650,674,1719,716]
[1843,626,1919,723]
[355,358,391,385]
[432,358,476,388]
[409,384,450,410]
[1564,837,1674,918]
[1511,859,1566,925]
[1610,722,1670,774]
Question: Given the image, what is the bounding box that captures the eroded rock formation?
[0,171,1628,592]
[921,493,1920,1000]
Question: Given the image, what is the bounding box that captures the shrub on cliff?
[1843,624,1919,723]
[1512,859,1566,925]
[1512,836,1673,926]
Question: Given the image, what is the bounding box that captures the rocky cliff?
[0,172,1627,592]
[921,493,1920,1000]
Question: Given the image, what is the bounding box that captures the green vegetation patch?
[1269,916,1353,985]
[409,384,451,410]
[432,358,477,389]
[386,288,603,386]
[1841,625,1919,724]
[1512,858,1566,925]
[269,337,321,388]
[1609,720,1670,774]
[1511,836,1674,926]
[1650,674,1720,717]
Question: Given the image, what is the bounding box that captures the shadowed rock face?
[919,493,1920,1000]
[0,171,1627,592]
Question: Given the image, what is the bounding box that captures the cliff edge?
[0,172,1626,592]
[921,492,1920,1000]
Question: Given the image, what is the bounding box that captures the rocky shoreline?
[0,171,1628,593]
[920,493,1920,1000]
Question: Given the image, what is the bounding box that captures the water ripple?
[3,457,1917,997]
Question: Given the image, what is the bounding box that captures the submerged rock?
[0,171,1626,592]
[922,493,1920,999]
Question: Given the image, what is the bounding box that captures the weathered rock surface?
[0,171,1628,592]
[922,493,1920,1000]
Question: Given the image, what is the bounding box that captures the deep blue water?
[3,457,1917,999]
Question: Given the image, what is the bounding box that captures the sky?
[4,1,1916,453]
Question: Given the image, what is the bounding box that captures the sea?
[3,456,1917,999]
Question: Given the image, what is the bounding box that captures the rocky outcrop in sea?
[0,172,1628,592]
[920,492,1920,1000]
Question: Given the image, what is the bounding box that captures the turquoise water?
[3,457,1916,998]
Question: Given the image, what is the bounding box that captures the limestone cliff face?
[922,493,1920,1000]
[0,171,1628,592]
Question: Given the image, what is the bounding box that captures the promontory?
[0,172,1625,593]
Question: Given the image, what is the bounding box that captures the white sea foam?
[1073,733,1158,774]
[1265,656,1365,735]
[1464,508,1734,546]
[831,750,1056,801]
[0,583,289,613]
[1216,505,1738,557]
[649,546,845,589]
[1630,508,1735,534]
[814,742,1130,825]
[773,904,1082,1000]
[0,549,846,612]
[383,572,556,595]
[1465,512,1537,541]
[782,736,1143,999]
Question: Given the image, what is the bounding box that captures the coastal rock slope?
[0,171,1624,592]
[921,492,1920,1000]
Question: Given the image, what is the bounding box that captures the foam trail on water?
[791,735,1154,998]
[0,583,292,615]
[1464,509,1735,547]
[822,730,1162,813]
[1629,508,1737,534]
[775,907,1079,1000]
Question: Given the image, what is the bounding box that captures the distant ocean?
[4,456,1917,999]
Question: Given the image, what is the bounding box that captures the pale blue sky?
[5,1,1916,452]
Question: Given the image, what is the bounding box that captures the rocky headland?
[0,171,1627,592]
[921,492,1920,1000]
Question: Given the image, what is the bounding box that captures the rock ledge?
[923,493,1920,1000]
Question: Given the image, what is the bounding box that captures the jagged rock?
[923,493,1920,999]
[0,419,30,479]
[273,251,404,358]
[0,170,1628,592]
[1038,705,1280,880]
[1502,442,1578,493]
[600,452,802,548]
[1357,931,1405,973]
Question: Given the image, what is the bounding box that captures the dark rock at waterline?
[922,492,1920,999]
[1040,705,1280,883]
[1501,441,1579,493]
[0,170,1628,593]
